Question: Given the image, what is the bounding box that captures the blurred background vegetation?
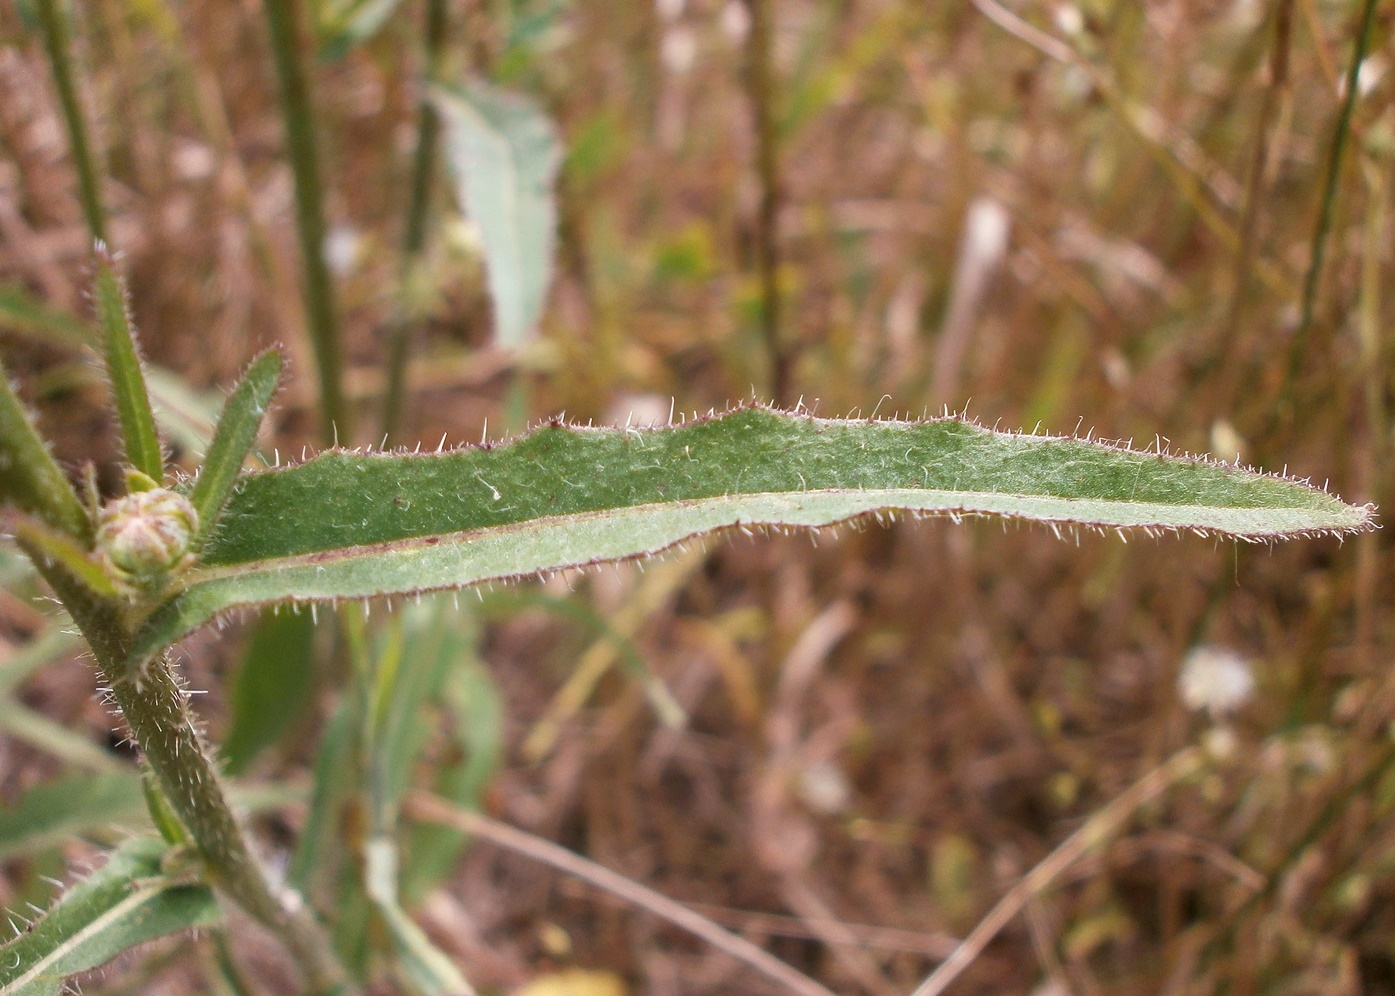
[1,0,1393,992]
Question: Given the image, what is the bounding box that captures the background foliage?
[0,0,1392,992]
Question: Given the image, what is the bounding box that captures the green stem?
[33,0,107,243]
[25,552,352,994]
[1281,0,1378,403]
[263,0,350,446]
[742,0,790,406]
[1210,0,1291,405]
[382,0,451,440]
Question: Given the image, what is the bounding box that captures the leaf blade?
[188,349,283,547]
[433,80,561,347]
[133,407,1373,663]
[92,247,163,482]
[0,836,219,992]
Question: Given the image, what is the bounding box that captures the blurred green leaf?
[222,609,318,774]
[0,283,91,349]
[0,544,36,588]
[0,836,219,994]
[494,0,569,79]
[365,837,475,995]
[0,772,301,861]
[433,79,561,348]
[1,281,219,455]
[653,222,717,283]
[402,650,502,900]
[316,0,404,61]
[353,595,503,898]
[0,772,145,860]
[367,596,477,829]
[144,367,217,459]
[0,699,124,774]
[0,627,80,696]
[563,110,623,188]
[289,699,354,895]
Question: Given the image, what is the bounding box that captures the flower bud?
[96,487,198,584]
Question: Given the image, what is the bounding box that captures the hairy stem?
[25,551,351,993]
[34,0,107,242]
[264,0,350,445]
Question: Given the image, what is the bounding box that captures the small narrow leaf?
[92,245,163,482]
[0,836,219,993]
[433,80,561,347]
[0,362,89,540]
[8,515,120,599]
[141,773,192,848]
[130,406,1374,666]
[0,282,91,349]
[189,350,283,546]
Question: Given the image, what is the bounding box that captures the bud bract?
[96,487,198,584]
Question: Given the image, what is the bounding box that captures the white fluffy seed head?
[1178,645,1255,719]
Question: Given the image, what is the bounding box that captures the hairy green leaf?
[189,350,282,548]
[434,80,561,347]
[92,247,163,482]
[7,516,119,600]
[0,836,219,994]
[130,406,1373,666]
